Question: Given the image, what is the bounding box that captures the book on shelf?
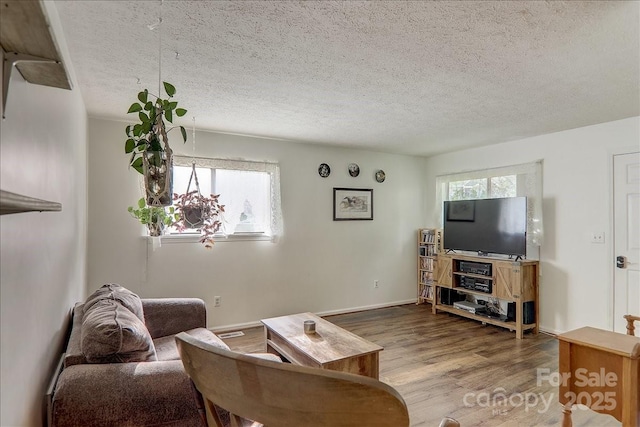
[419,245,436,256]
[420,257,434,270]
[421,229,436,244]
[420,271,434,284]
[420,284,434,299]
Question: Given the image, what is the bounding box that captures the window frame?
[167,156,283,243]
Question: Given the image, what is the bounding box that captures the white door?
[613,152,640,333]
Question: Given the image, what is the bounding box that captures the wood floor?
[220,304,620,427]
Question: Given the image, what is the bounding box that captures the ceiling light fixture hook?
[147,17,162,31]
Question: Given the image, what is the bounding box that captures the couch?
[50,284,232,427]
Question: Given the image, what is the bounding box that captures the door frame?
[608,146,640,331]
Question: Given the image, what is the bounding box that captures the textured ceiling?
[52,1,639,156]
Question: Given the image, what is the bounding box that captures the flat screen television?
[443,197,527,257]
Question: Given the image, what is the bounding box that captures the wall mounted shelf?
[0,190,62,215]
[1,0,72,118]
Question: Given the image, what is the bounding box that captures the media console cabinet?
[433,253,539,339]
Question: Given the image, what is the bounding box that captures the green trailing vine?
[128,197,179,227]
[124,81,188,174]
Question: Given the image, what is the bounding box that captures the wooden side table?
[558,327,640,427]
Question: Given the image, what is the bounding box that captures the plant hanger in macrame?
[184,117,202,201]
[186,161,202,197]
[143,119,173,206]
[182,162,205,228]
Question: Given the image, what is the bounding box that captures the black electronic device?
[477,310,508,322]
[443,197,527,258]
[474,279,492,294]
[460,276,493,294]
[440,288,465,306]
[460,277,475,290]
[459,277,492,293]
[459,261,492,276]
[523,301,535,324]
[507,301,535,324]
[507,302,515,321]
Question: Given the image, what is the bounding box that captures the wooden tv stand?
[433,253,539,339]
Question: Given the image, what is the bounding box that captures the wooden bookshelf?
[417,228,442,305]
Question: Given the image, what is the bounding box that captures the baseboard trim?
[210,299,417,333]
[316,299,417,317]
[538,326,558,337]
[211,320,263,333]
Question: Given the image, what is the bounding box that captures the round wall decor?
[318,163,331,178]
[348,163,360,177]
[375,170,386,183]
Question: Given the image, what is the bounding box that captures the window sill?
[151,232,272,243]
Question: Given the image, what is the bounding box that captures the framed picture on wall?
[333,188,373,221]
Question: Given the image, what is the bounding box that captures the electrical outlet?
[590,232,605,244]
[373,280,379,288]
[214,296,221,307]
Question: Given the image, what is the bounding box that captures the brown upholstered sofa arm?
[51,360,204,427]
[142,298,207,339]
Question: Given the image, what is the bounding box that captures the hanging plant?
[179,163,206,228]
[127,198,179,237]
[173,191,225,249]
[124,81,188,206]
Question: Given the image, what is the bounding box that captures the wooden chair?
[176,331,414,427]
[624,314,640,336]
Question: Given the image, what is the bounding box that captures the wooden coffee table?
[261,312,383,379]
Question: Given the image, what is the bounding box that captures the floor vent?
[218,331,245,339]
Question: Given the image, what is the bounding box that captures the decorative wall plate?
[318,163,331,178]
[375,170,386,183]
[348,163,360,177]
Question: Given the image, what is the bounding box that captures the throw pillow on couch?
[83,282,145,320]
[81,284,157,363]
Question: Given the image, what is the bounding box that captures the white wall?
[88,117,427,328]
[424,117,640,334]
[0,4,88,426]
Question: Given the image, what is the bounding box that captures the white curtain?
[174,155,283,242]
[435,161,544,247]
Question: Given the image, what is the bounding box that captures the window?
[436,161,543,246]
[448,175,517,200]
[448,178,488,200]
[215,169,271,234]
[490,175,517,199]
[170,156,283,241]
